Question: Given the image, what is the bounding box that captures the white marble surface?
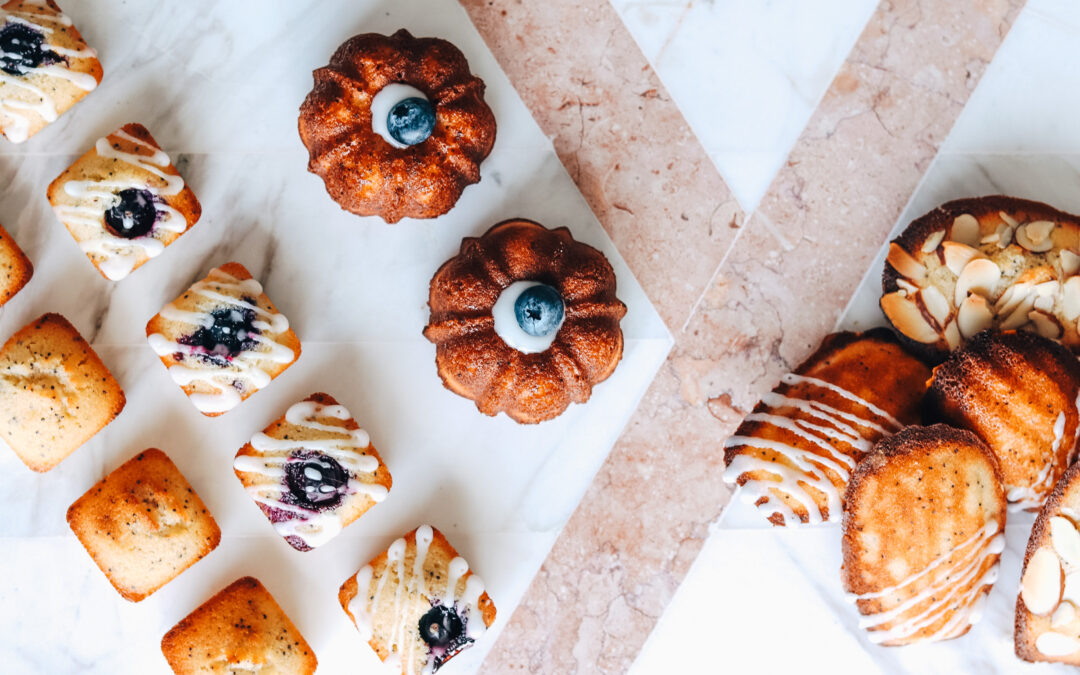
[609,0,878,212]
[632,0,1080,671]
[0,1,672,673]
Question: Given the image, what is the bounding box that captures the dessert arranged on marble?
[47,123,202,280]
[721,329,930,526]
[424,219,626,423]
[881,196,1080,360]
[146,262,301,416]
[298,29,496,223]
[1017,461,1080,663]
[233,392,392,552]
[0,312,124,472]
[0,0,101,143]
[926,330,1080,511]
[841,425,1007,645]
[339,524,496,674]
[66,448,220,602]
[0,221,32,304]
[161,576,317,675]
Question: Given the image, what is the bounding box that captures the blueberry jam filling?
[103,188,158,239]
[283,451,350,511]
[514,284,564,337]
[387,96,436,146]
[419,604,472,671]
[177,300,259,364]
[0,22,61,76]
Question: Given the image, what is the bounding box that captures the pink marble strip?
[466,0,1024,672]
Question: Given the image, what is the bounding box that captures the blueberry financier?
[146,262,300,416]
[234,392,391,552]
[0,0,102,143]
[0,221,32,305]
[339,525,496,674]
[47,123,202,280]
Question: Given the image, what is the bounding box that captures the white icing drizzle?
[371,83,428,149]
[0,3,97,143]
[233,399,387,549]
[54,128,188,280]
[147,266,295,413]
[721,374,902,526]
[1008,411,1068,511]
[346,525,490,675]
[492,280,565,354]
[845,520,1005,644]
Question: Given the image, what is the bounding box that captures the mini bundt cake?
[423,219,626,424]
[298,29,496,223]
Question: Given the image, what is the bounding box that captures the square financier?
[234,392,392,552]
[0,313,124,471]
[0,221,32,305]
[161,576,317,675]
[146,262,301,416]
[66,448,220,602]
[340,525,496,674]
[0,0,103,143]
[47,123,202,280]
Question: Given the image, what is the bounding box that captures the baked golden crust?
[0,221,32,304]
[881,196,1080,362]
[842,425,1006,646]
[298,29,495,223]
[927,329,1080,511]
[423,219,626,424]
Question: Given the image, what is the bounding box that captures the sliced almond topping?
[886,243,927,281]
[1022,545,1065,616]
[980,232,1000,245]
[1053,601,1078,628]
[1052,517,1080,568]
[1027,220,1057,244]
[1062,250,1080,277]
[951,213,981,247]
[1065,277,1080,321]
[1036,632,1080,657]
[943,320,961,350]
[999,223,1014,249]
[996,282,1033,315]
[954,258,1001,306]
[1017,222,1055,253]
[1001,211,1020,228]
[942,241,981,276]
[957,294,993,339]
[896,278,919,294]
[881,292,939,344]
[1030,310,1064,340]
[919,286,951,325]
[921,230,946,253]
[1000,293,1037,330]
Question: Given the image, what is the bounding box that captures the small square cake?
[161,576,317,675]
[66,448,220,602]
[0,313,124,471]
[146,262,301,416]
[0,0,103,143]
[234,392,391,552]
[339,525,496,674]
[0,222,32,304]
[47,123,202,280]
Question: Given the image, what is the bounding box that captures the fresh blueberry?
[103,188,157,239]
[419,605,464,648]
[387,96,436,146]
[514,284,564,337]
[0,22,60,76]
[284,451,349,510]
[178,301,259,362]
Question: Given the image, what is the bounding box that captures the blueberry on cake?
[0,221,32,304]
[47,123,202,280]
[146,262,301,416]
[66,448,220,602]
[0,0,103,143]
[234,392,392,552]
[339,525,496,673]
[0,313,124,471]
[161,576,317,675]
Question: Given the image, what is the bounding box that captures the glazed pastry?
[161,576,317,675]
[842,425,1006,645]
[146,262,301,416]
[298,29,496,223]
[339,525,496,674]
[66,449,220,602]
[722,329,930,526]
[0,313,124,471]
[881,196,1080,360]
[927,330,1080,511]
[424,219,626,423]
[0,221,32,304]
[47,123,202,280]
[233,392,391,552]
[0,0,102,143]
[1016,461,1080,663]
